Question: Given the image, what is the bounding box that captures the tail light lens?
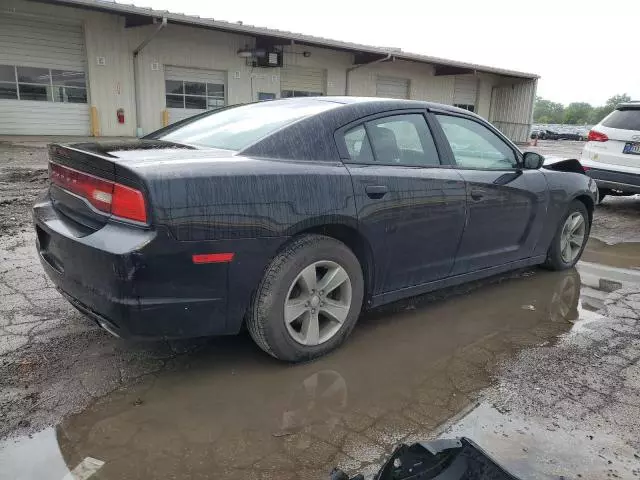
[50,162,147,223]
[587,130,608,142]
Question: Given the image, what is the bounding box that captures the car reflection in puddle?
[2,238,639,480]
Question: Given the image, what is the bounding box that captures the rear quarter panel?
[135,157,357,240]
[131,156,357,334]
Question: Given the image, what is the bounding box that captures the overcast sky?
[128,0,639,106]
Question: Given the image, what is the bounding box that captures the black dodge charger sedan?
[33,97,597,361]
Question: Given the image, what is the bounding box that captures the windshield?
[149,99,337,150]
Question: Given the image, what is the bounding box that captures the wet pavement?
[1,140,640,479]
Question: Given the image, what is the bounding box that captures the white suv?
[581,102,640,202]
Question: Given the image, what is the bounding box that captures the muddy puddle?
[1,238,639,480]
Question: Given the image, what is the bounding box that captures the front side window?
[343,113,440,167]
[436,114,517,170]
[165,79,225,110]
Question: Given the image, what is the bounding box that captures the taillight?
[49,162,147,223]
[112,183,147,223]
[587,130,608,142]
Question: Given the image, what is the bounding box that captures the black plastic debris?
[330,437,519,480]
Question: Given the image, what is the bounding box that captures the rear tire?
[543,200,590,271]
[247,234,364,362]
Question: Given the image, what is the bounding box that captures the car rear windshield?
[149,100,338,150]
[602,108,640,131]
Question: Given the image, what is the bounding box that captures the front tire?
[247,234,364,362]
[543,200,590,270]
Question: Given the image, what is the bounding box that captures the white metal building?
[0,0,538,142]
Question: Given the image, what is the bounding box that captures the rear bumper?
[33,196,234,339]
[585,168,640,194]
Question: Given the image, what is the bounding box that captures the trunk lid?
[47,140,195,233]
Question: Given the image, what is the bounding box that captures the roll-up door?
[376,76,410,99]
[164,66,226,124]
[0,15,89,135]
[453,76,478,111]
[280,66,326,97]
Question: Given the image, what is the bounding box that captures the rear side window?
[344,125,374,163]
[343,113,440,166]
[602,109,640,131]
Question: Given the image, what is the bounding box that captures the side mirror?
[523,151,544,169]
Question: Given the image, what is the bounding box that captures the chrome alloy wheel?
[284,261,352,346]
[560,212,587,263]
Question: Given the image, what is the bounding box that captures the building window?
[0,64,87,103]
[51,70,87,104]
[17,67,50,101]
[281,90,323,98]
[454,104,475,113]
[0,65,18,99]
[165,80,225,109]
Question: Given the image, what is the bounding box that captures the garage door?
[281,66,326,97]
[376,76,409,99]
[164,66,226,124]
[0,15,89,135]
[453,77,478,112]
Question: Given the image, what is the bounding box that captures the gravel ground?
[0,139,639,479]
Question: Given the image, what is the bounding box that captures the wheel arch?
[286,220,376,305]
[573,193,594,226]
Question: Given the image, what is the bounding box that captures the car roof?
[289,96,479,116]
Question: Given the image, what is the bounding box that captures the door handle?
[365,185,388,199]
[470,189,485,201]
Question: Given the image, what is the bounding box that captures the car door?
[431,112,548,274]
[336,111,467,296]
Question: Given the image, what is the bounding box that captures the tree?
[591,93,632,123]
[563,102,593,125]
[533,97,564,123]
[605,93,631,109]
[589,106,609,124]
[533,94,632,126]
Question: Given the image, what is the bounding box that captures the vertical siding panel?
[84,12,136,136]
[0,10,90,135]
[281,44,351,96]
[476,74,496,119]
[489,80,536,143]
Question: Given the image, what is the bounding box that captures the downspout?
[345,53,392,96]
[132,17,167,136]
